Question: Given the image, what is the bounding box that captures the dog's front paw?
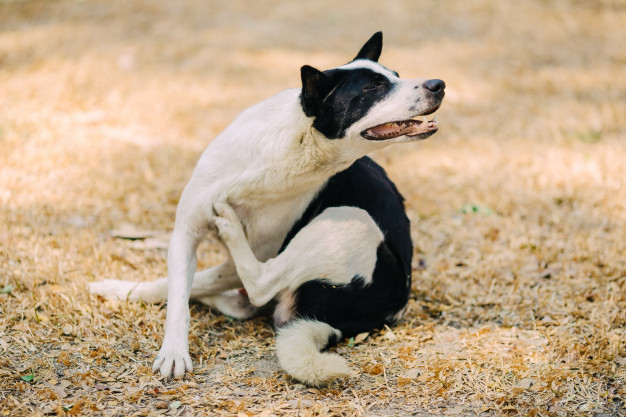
[89,279,140,301]
[152,346,193,379]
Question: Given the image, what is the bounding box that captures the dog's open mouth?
[361,107,440,141]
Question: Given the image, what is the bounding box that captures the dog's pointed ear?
[354,31,383,62]
[300,65,332,117]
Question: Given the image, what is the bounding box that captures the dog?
[90,31,445,386]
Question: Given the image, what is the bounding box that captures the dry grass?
[1,0,625,416]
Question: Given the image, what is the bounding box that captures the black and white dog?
[90,32,445,386]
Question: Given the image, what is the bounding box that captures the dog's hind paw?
[197,289,258,320]
[89,279,141,301]
[212,201,246,242]
[212,201,240,223]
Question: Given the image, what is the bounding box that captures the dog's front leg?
[152,202,207,378]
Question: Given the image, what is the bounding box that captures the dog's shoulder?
[190,88,310,180]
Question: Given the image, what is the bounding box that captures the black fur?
[306,67,397,139]
[354,31,383,62]
[300,31,401,139]
[300,65,334,118]
[279,157,413,339]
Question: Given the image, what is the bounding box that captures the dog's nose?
[423,79,446,93]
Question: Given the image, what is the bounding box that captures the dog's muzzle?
[361,79,445,141]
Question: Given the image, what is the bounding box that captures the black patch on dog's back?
[280,157,413,338]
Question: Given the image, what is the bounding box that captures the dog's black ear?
[354,31,383,62]
[300,65,332,117]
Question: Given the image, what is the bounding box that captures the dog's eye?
[363,81,386,92]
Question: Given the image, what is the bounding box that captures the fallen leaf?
[354,332,369,344]
[110,225,168,240]
[383,330,397,340]
[443,406,465,415]
[15,363,29,372]
[417,373,431,382]
[46,383,68,399]
[130,237,170,250]
[21,374,34,382]
[397,377,412,387]
[401,368,420,379]
[364,362,384,375]
[515,377,535,389]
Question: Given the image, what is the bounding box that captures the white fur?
[345,77,432,146]
[276,320,351,386]
[213,202,383,307]
[90,59,432,380]
[338,60,434,147]
[338,59,399,78]
[196,289,257,320]
[90,260,242,304]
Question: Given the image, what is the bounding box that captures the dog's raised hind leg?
[212,201,383,308]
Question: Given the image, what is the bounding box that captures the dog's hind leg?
[195,288,257,320]
[212,202,383,307]
[88,260,242,303]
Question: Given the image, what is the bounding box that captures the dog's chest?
[232,191,318,262]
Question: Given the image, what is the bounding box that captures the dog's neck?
[200,88,359,206]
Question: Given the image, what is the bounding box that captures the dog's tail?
[276,319,351,386]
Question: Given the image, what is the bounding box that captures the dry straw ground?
[1,0,625,416]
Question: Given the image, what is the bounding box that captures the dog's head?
[300,31,444,146]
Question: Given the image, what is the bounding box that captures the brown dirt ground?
[1,0,625,416]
